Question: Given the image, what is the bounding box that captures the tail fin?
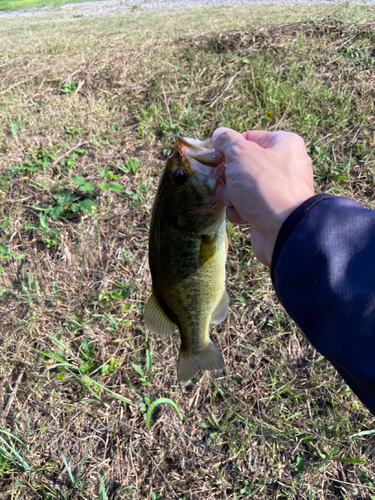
[177,340,224,382]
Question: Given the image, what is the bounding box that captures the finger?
[242,130,296,150]
[212,126,236,141]
[212,127,245,154]
[214,128,272,146]
[220,168,226,184]
[215,184,231,207]
[226,207,247,224]
[241,130,272,145]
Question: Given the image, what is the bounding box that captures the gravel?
[0,0,372,20]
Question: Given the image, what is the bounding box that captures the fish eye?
[173,170,188,185]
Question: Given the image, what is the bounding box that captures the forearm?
[271,194,375,414]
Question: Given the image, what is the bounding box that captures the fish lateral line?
[173,225,220,241]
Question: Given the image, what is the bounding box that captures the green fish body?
[145,135,228,382]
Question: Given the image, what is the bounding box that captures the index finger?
[241,130,272,144]
[244,130,309,152]
[213,127,263,164]
[242,130,293,149]
[213,128,275,153]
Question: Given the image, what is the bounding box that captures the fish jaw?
[172,134,225,167]
[174,135,226,182]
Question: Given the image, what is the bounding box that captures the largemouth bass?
[145,134,228,382]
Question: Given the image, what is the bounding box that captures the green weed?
[0,244,25,260]
[119,248,136,265]
[0,428,31,474]
[24,213,60,247]
[132,349,152,386]
[59,79,77,95]
[64,126,81,138]
[58,149,83,173]
[98,167,119,180]
[34,191,97,219]
[99,181,125,193]
[7,114,23,141]
[60,444,91,491]
[98,279,131,302]
[35,335,130,403]
[145,397,183,428]
[118,156,140,175]
[71,174,95,193]
[1,148,56,180]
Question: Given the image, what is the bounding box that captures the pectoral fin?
[177,339,225,382]
[144,293,176,336]
[210,289,228,325]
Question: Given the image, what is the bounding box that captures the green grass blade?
[66,368,131,405]
[77,442,92,480]
[145,398,183,429]
[0,436,30,471]
[60,449,76,486]
[97,466,108,500]
[351,429,375,437]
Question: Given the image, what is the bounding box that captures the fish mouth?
[171,134,226,181]
[176,135,224,166]
[188,157,226,183]
[187,198,222,214]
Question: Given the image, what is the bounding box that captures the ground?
[1,2,375,499]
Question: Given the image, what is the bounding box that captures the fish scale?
[145,134,228,382]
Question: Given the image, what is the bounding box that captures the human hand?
[213,127,314,267]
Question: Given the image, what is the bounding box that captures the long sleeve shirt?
[271,193,375,415]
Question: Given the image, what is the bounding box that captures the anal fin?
[210,289,228,325]
[144,293,176,337]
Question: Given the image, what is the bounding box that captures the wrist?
[268,193,316,242]
[253,195,315,267]
[251,228,275,268]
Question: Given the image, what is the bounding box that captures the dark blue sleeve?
[271,194,375,415]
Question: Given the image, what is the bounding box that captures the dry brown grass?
[1,5,375,499]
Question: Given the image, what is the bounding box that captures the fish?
[145,134,228,382]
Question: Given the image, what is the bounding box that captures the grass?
[0,0,103,12]
[1,2,375,499]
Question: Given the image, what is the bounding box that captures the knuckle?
[292,133,307,150]
[228,139,246,158]
[280,132,308,153]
